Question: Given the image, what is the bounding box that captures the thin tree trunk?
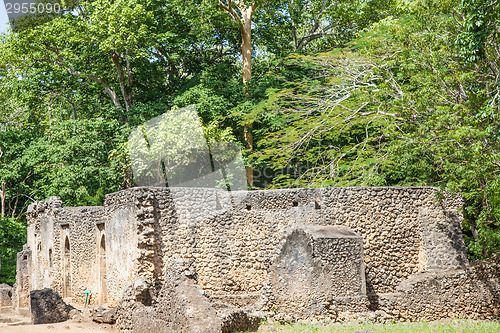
[67,96,76,120]
[217,0,256,187]
[103,87,124,110]
[469,219,488,257]
[11,195,18,219]
[241,7,254,186]
[240,8,253,84]
[244,122,254,186]
[1,182,5,219]
[111,51,134,114]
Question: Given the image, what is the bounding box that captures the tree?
[0,0,153,123]
[215,0,257,84]
[0,0,241,126]
[254,0,392,54]
[257,0,500,260]
[215,0,259,185]
[0,217,26,285]
[253,51,393,188]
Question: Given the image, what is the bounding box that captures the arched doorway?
[63,236,71,297]
[99,234,107,304]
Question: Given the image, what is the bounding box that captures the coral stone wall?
[14,246,31,310]
[63,206,105,304]
[105,186,467,299]
[21,185,467,312]
[25,198,106,305]
[264,226,368,318]
[104,191,141,307]
[377,253,500,320]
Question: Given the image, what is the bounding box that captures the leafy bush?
[0,218,26,285]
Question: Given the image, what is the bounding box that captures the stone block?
[116,261,260,333]
[30,288,77,324]
[0,283,13,307]
[92,306,117,324]
[264,225,368,319]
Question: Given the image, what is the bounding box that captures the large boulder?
[30,288,77,324]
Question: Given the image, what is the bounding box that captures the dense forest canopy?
[0,0,499,283]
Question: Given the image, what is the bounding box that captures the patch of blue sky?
[0,1,10,34]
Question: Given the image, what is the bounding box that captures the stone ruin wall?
[19,185,470,316]
[104,193,140,307]
[263,226,368,319]
[105,186,466,299]
[24,197,110,306]
[377,252,500,321]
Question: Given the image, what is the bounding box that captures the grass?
[254,319,500,332]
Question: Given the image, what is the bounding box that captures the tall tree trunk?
[67,96,76,120]
[11,195,18,219]
[244,122,254,186]
[241,6,254,186]
[111,51,134,114]
[217,0,256,187]
[241,8,253,84]
[1,182,5,219]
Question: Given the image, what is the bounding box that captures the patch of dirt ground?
[0,317,119,333]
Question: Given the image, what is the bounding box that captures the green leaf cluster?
[256,0,500,259]
[0,218,26,285]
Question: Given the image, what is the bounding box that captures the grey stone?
[116,261,260,333]
[263,226,368,319]
[30,288,77,324]
[0,283,13,307]
[92,306,117,324]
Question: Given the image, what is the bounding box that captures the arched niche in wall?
[97,223,107,305]
[62,231,71,298]
[36,237,42,278]
[48,248,53,268]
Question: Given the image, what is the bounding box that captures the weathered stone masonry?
[14,186,500,327]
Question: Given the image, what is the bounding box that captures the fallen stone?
[92,306,117,324]
[215,303,261,333]
[30,288,77,324]
[0,283,13,307]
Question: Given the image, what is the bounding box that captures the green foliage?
[0,127,43,217]
[0,119,130,210]
[256,0,500,259]
[254,51,392,188]
[0,218,26,285]
[455,0,500,63]
[254,0,395,55]
[174,85,234,124]
[29,118,131,206]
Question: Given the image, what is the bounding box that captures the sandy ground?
[0,318,119,333]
